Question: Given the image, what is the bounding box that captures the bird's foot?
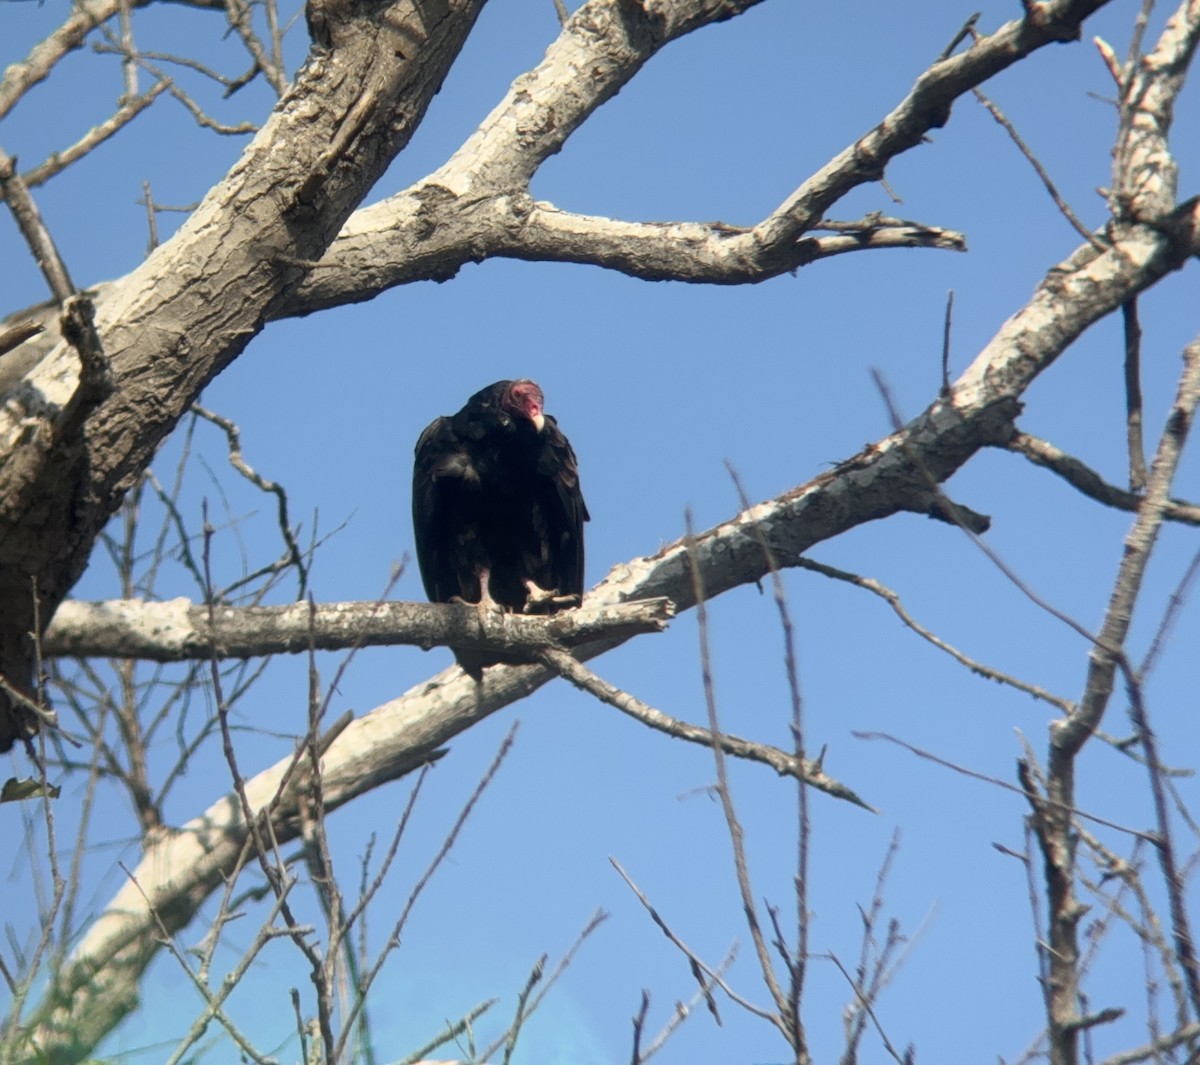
[468,566,508,622]
[522,580,581,614]
[449,593,501,611]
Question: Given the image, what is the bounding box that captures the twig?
[262,0,285,90]
[1005,431,1200,526]
[1125,676,1200,1019]
[94,42,251,90]
[500,954,545,1065]
[794,554,1073,713]
[108,44,257,135]
[140,180,161,252]
[202,506,335,1058]
[223,0,287,95]
[535,646,872,808]
[937,12,981,62]
[0,0,123,123]
[18,81,169,192]
[144,468,210,598]
[292,989,308,1065]
[825,951,909,1065]
[327,763,432,979]
[873,369,1106,651]
[150,865,297,1065]
[0,672,56,730]
[972,86,1105,248]
[610,856,776,1025]
[397,999,498,1065]
[1124,299,1148,491]
[1078,833,1187,1030]
[686,506,791,1034]
[842,830,906,1063]
[1140,541,1200,679]
[940,289,954,396]
[1099,1022,1200,1065]
[854,730,1156,841]
[479,908,609,1064]
[298,596,347,1056]
[333,724,519,1062]
[1038,332,1200,1065]
[2,692,66,1051]
[630,990,651,1065]
[116,0,137,100]
[192,404,308,597]
[1057,335,1200,754]
[636,945,738,1062]
[0,320,43,359]
[53,675,108,992]
[724,462,809,1043]
[0,147,75,302]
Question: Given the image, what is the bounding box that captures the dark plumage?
[413,380,589,628]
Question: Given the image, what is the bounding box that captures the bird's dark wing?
[538,415,589,598]
[412,415,474,603]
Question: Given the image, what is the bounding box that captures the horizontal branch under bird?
[42,596,675,661]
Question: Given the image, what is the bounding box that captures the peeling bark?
[42,596,675,660]
[0,0,488,747]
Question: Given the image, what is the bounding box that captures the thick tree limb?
[285,0,1114,311]
[41,597,676,661]
[0,0,491,749]
[1107,0,1200,226]
[279,196,968,313]
[752,0,1108,246]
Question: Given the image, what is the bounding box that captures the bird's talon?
[522,581,580,613]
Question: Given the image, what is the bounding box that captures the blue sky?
[3,1,1200,1062]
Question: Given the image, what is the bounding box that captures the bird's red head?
[503,379,546,432]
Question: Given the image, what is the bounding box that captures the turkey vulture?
[412,379,589,638]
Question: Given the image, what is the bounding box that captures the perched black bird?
[413,379,589,635]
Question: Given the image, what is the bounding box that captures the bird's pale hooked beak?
[532,412,545,432]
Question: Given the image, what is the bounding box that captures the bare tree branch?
[1004,430,1200,525]
[0,147,76,303]
[536,646,871,808]
[1099,1021,1200,1065]
[1038,332,1200,1065]
[0,0,224,122]
[286,0,1125,312]
[1124,298,1148,491]
[971,83,1104,247]
[795,555,1075,712]
[611,857,775,1026]
[42,596,675,660]
[12,80,169,193]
